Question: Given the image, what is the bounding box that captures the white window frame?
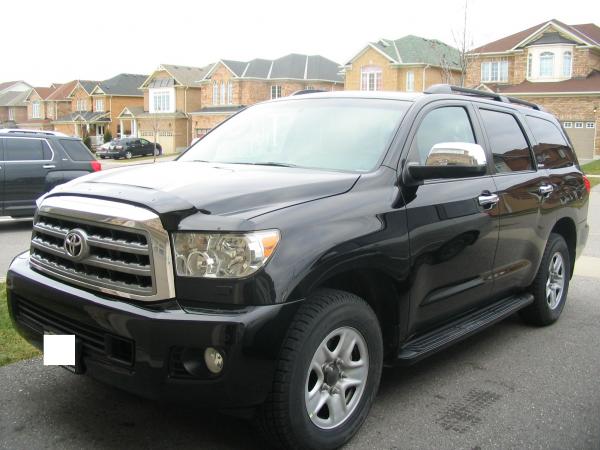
[481,60,508,83]
[212,81,219,105]
[149,88,174,113]
[563,122,572,128]
[527,53,533,78]
[220,82,226,105]
[8,107,15,121]
[539,52,555,78]
[360,66,382,91]
[562,51,572,78]
[585,122,595,129]
[271,85,282,99]
[227,81,233,105]
[574,122,583,128]
[305,85,314,90]
[76,99,87,111]
[32,101,41,119]
[406,71,415,92]
[95,98,104,112]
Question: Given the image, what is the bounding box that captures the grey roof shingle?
[97,73,147,96]
[78,80,99,94]
[526,32,578,46]
[0,90,31,107]
[54,111,110,123]
[352,35,461,70]
[208,54,343,82]
[159,64,214,87]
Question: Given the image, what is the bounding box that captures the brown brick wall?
[107,95,144,136]
[53,123,76,135]
[71,86,91,111]
[137,116,189,154]
[191,114,232,135]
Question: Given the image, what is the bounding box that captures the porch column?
[132,119,138,137]
[86,123,90,134]
[120,119,124,138]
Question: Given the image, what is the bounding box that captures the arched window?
[539,52,554,77]
[562,51,572,77]
[212,81,219,105]
[361,65,382,91]
[527,53,532,78]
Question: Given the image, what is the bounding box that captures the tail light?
[583,175,591,193]
[90,160,102,172]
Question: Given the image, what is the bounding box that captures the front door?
[402,102,500,334]
[3,137,55,217]
[475,106,548,299]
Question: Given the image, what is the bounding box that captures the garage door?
[562,121,595,161]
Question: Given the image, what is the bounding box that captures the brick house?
[43,80,78,126]
[136,64,210,154]
[343,35,462,92]
[53,74,147,145]
[19,84,60,130]
[190,53,344,138]
[0,81,32,127]
[467,19,600,161]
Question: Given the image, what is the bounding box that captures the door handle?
[538,184,554,196]
[42,164,56,169]
[478,192,500,208]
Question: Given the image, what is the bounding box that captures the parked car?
[7,86,590,449]
[96,138,162,159]
[0,130,101,218]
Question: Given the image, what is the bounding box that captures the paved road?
[0,188,599,449]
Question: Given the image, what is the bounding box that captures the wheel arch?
[550,217,577,278]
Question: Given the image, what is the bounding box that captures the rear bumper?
[6,252,301,408]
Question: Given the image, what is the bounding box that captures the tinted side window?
[411,106,476,164]
[525,116,574,169]
[4,138,45,161]
[59,139,94,161]
[479,109,533,173]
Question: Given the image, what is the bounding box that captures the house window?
[562,51,572,77]
[227,81,233,104]
[150,88,173,112]
[305,85,314,90]
[406,71,415,92]
[527,53,532,78]
[32,101,41,119]
[481,60,508,82]
[76,99,87,111]
[539,52,554,77]
[271,85,282,99]
[574,122,583,128]
[220,82,226,105]
[8,107,15,120]
[563,122,572,128]
[95,98,104,112]
[361,65,382,91]
[212,81,219,105]
[586,122,595,128]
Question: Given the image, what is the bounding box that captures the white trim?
[586,122,595,128]
[510,21,592,50]
[563,122,572,128]
[303,55,309,80]
[241,62,250,78]
[392,40,402,63]
[574,122,583,128]
[267,61,274,79]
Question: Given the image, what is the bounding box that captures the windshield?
[178,98,410,172]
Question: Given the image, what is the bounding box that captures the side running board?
[397,293,534,365]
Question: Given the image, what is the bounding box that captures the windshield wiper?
[251,162,299,168]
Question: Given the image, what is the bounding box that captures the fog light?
[204,347,224,374]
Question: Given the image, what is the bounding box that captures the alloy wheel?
[546,251,565,310]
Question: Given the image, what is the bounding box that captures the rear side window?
[525,116,574,169]
[60,139,94,161]
[411,106,476,164]
[4,138,49,161]
[479,109,533,173]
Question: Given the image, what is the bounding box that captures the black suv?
[6,86,590,449]
[0,130,101,218]
[96,137,162,159]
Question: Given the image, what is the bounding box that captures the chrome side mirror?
[408,142,488,181]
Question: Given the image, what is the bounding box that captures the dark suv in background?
[6,86,590,449]
[96,137,162,159]
[0,130,101,218]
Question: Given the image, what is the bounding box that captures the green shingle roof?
[353,35,461,70]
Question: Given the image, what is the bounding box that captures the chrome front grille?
[29,196,175,302]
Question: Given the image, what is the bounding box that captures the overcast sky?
[2,0,598,86]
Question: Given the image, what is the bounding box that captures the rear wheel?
[125,151,133,160]
[257,289,383,450]
[154,148,160,156]
[521,233,570,326]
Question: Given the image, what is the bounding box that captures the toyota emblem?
[63,229,89,260]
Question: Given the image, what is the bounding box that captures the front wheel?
[521,233,571,326]
[154,148,160,156]
[125,151,133,160]
[257,289,383,450]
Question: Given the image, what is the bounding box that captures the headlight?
[173,230,280,278]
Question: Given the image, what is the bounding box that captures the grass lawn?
[581,159,600,175]
[0,283,40,366]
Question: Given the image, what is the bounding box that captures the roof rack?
[0,128,69,136]
[424,84,544,111]
[291,89,326,96]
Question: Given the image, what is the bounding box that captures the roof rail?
[291,89,326,96]
[424,84,544,111]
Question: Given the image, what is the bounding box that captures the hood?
[48,161,360,222]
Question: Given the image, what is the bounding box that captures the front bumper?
[6,252,301,408]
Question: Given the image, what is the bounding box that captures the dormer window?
[562,51,572,77]
[539,52,554,77]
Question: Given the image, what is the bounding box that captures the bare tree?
[151,112,159,163]
[451,0,473,87]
